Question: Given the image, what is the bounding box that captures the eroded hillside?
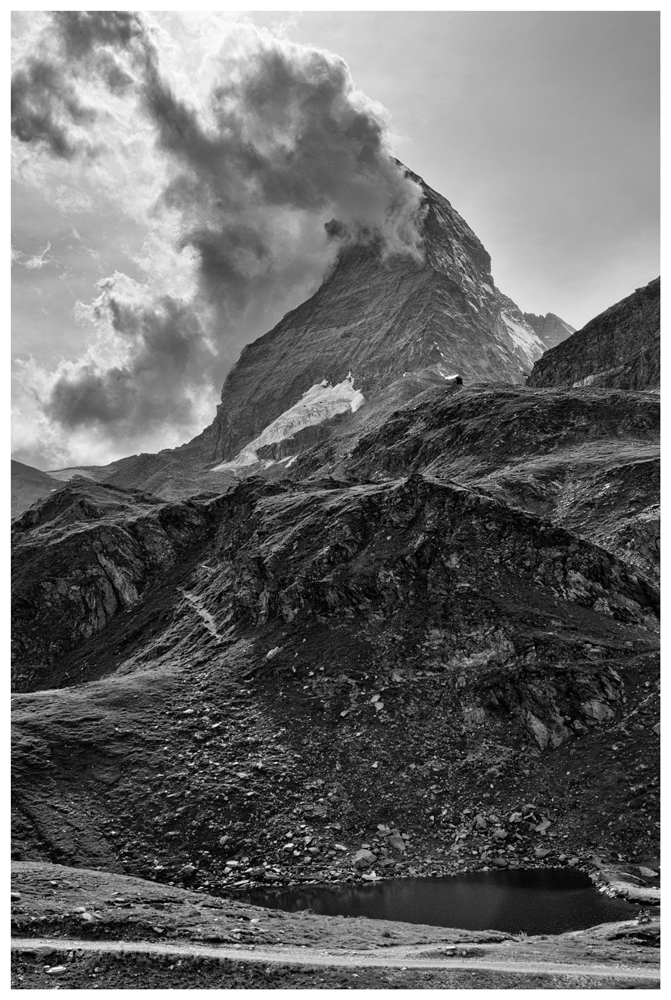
[12,473,659,894]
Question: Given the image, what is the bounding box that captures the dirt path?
[11,937,659,982]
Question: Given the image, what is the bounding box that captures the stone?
[46,967,67,975]
[264,871,281,881]
[638,866,658,877]
[581,700,614,722]
[474,814,488,830]
[11,891,21,901]
[568,857,580,866]
[353,849,377,870]
[387,833,406,853]
[535,848,550,858]
[526,712,551,749]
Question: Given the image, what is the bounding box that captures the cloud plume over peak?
[11,12,424,467]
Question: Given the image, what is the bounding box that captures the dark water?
[239,868,638,935]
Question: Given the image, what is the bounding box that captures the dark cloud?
[46,289,213,433]
[11,59,96,158]
[14,14,423,443]
[11,10,146,158]
[53,11,144,58]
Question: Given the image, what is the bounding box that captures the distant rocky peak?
[524,311,576,351]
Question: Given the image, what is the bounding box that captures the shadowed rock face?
[528,278,660,390]
[11,479,224,690]
[12,474,658,704]
[177,171,544,467]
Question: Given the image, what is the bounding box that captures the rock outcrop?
[11,479,224,690]
[528,278,660,390]
[300,385,660,584]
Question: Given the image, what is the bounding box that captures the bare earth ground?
[11,861,659,989]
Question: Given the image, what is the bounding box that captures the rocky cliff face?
[11,479,224,690]
[523,312,575,350]
[528,278,660,390]
[176,170,544,467]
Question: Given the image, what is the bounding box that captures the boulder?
[353,849,377,870]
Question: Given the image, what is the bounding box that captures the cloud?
[12,241,57,270]
[47,271,216,433]
[10,12,144,159]
[12,13,425,466]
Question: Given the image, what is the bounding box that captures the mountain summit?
[177,169,547,467]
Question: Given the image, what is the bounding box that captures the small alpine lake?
[238,867,640,935]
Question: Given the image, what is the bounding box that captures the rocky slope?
[12,472,659,894]
[11,460,61,519]
[523,312,575,351]
[528,278,660,390]
[293,385,659,585]
[176,169,545,468]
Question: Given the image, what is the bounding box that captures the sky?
[11,10,660,471]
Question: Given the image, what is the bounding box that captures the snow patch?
[500,311,545,365]
[212,374,365,471]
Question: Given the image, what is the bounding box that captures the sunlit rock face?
[177,168,544,467]
[528,277,660,390]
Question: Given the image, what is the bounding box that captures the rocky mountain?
[176,169,545,468]
[11,167,659,923]
[523,312,575,350]
[11,460,61,519]
[528,277,660,390]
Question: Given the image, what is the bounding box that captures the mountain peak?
[177,167,544,467]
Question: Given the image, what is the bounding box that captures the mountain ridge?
[528,277,660,390]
